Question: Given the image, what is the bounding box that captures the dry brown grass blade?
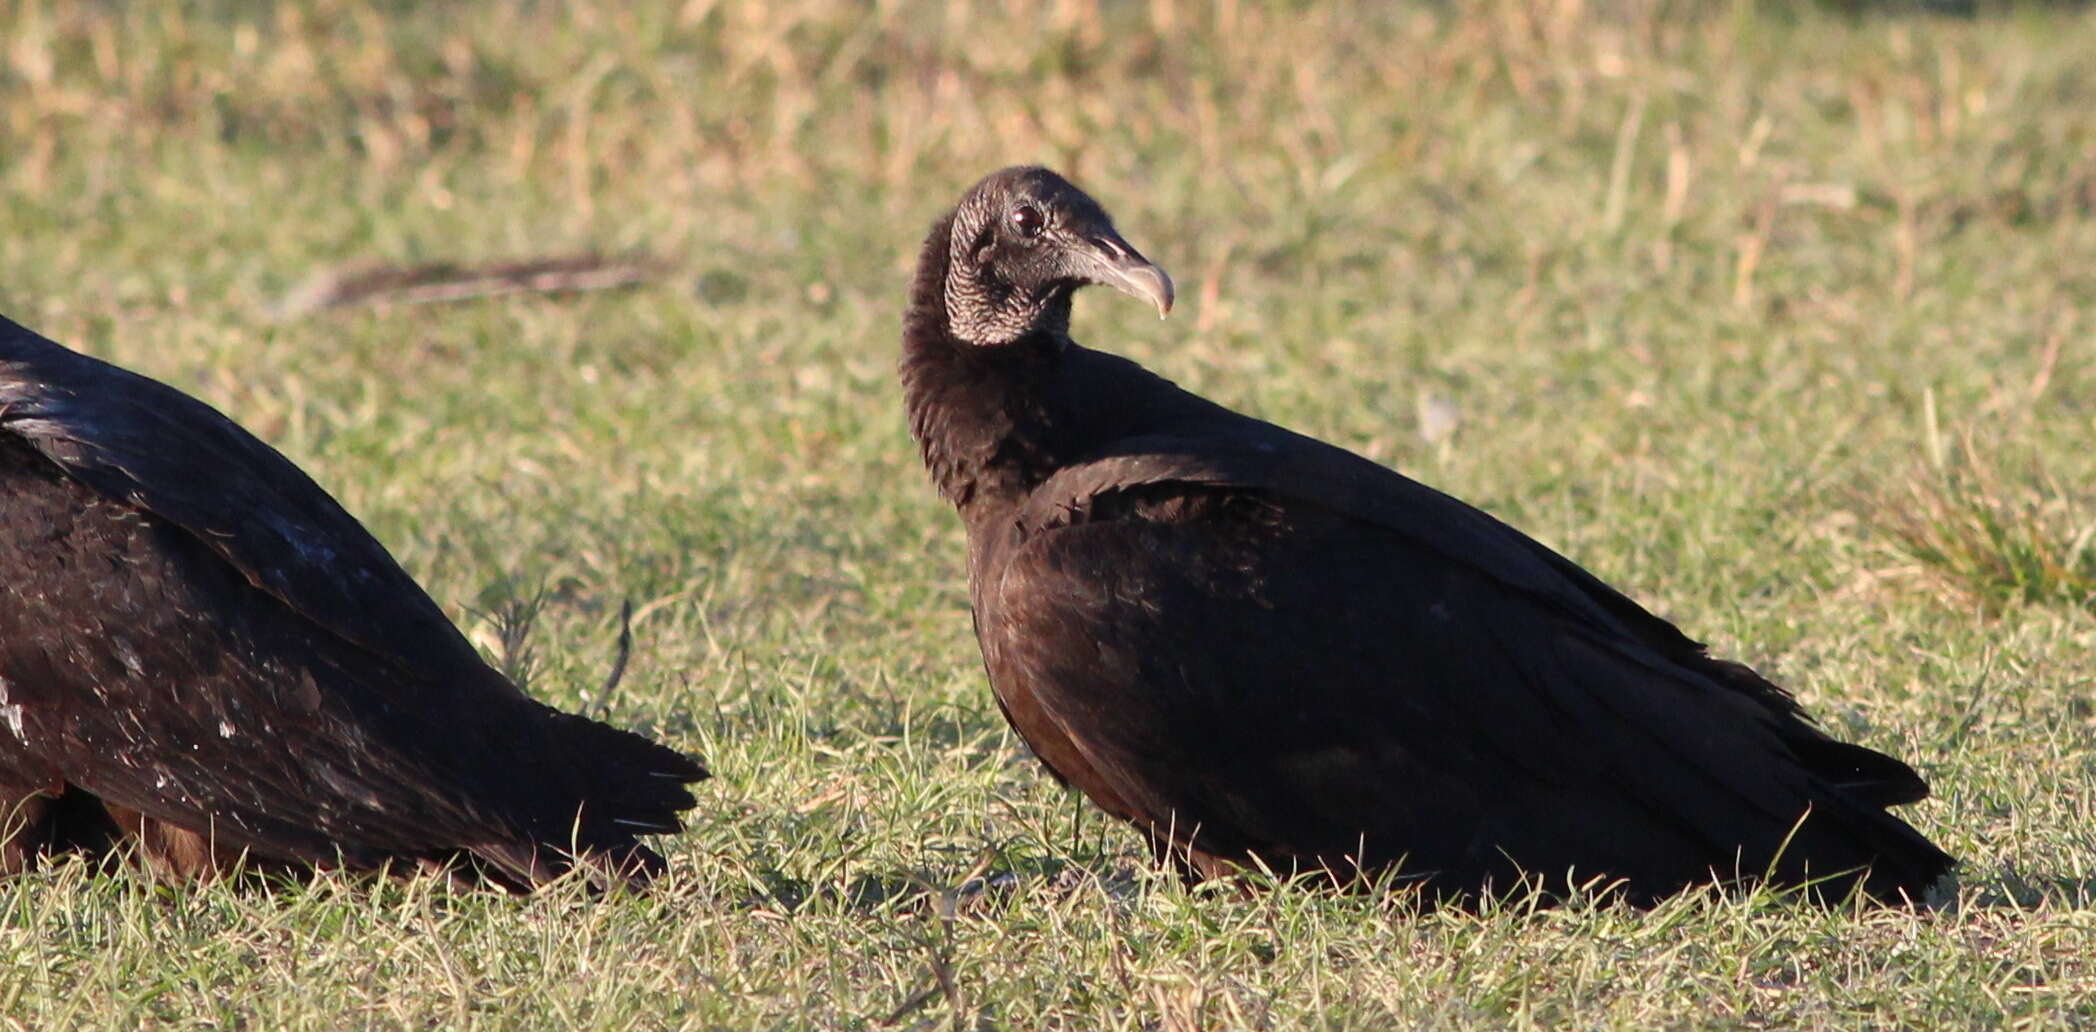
[276,253,665,316]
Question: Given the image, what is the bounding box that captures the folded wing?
[0,317,703,886]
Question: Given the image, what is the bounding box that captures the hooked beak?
[1075,233,1174,319]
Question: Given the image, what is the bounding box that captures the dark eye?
[1010,204,1045,237]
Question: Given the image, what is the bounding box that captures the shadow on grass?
[1968,867,2096,909]
[728,848,1160,920]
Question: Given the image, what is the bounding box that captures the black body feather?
[0,314,705,888]
[902,167,1954,906]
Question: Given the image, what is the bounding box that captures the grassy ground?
[3,0,2095,1026]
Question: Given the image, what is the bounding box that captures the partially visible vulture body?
[900,167,1956,907]
[0,315,705,889]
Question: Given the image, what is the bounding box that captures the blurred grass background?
[2,0,2095,1027]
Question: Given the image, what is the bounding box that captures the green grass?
[4,0,2096,1026]
[1876,398,2096,614]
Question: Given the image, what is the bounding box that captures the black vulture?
[899,166,1956,907]
[0,314,705,889]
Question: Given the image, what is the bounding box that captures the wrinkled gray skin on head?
[942,166,1174,347]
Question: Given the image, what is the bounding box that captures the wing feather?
[0,316,499,686]
[983,431,1945,897]
[0,317,700,883]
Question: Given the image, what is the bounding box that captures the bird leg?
[99,803,250,882]
[0,788,54,874]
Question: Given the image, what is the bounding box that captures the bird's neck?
[901,215,1084,520]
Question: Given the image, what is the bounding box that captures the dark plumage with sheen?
[901,166,1955,907]
[0,315,705,889]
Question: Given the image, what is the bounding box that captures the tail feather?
[1795,736,1931,807]
[536,707,706,857]
[456,703,706,891]
[1686,646,1952,902]
[1851,808,1958,907]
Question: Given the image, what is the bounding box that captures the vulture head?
[940,166,1174,347]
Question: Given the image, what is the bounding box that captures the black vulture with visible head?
[0,314,705,889]
[900,166,1956,907]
